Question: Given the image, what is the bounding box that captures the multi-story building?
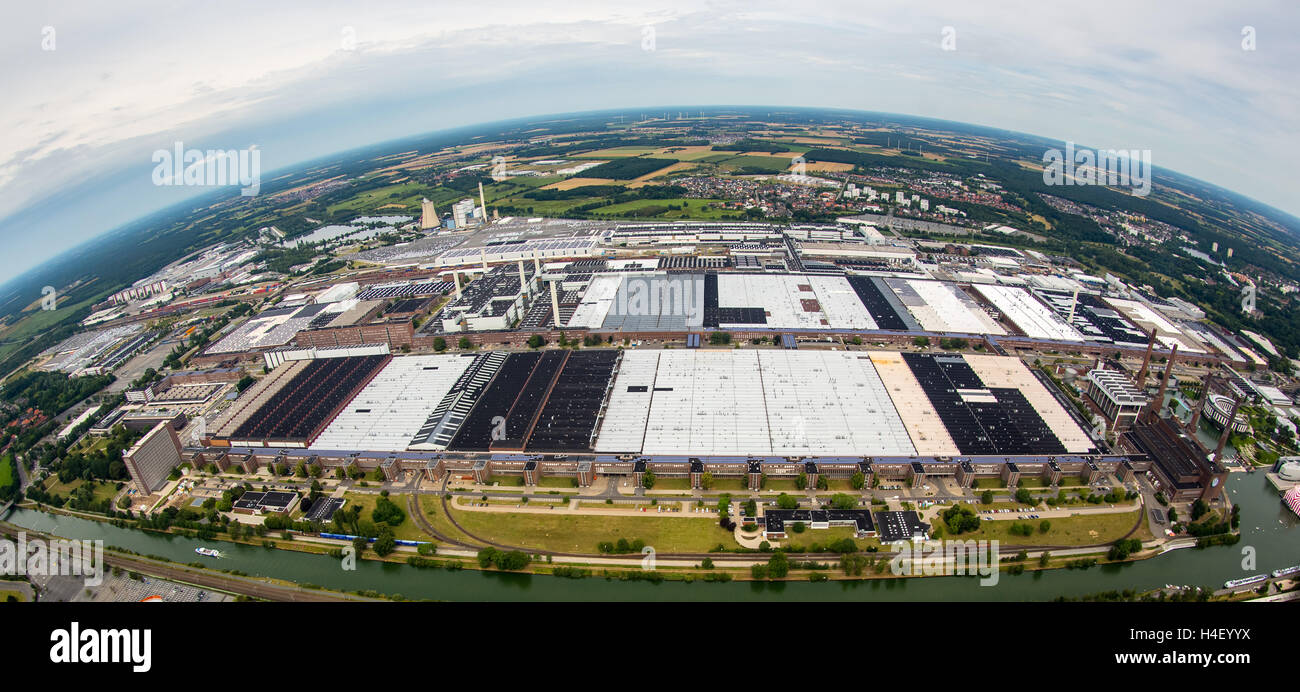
[123,421,183,494]
[1083,367,1149,432]
[420,198,438,230]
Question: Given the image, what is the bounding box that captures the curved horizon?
[3,1,1297,282]
[4,103,1298,297]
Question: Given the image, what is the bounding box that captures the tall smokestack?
[453,272,462,298]
[478,181,488,224]
[517,260,528,296]
[1154,344,1178,413]
[1213,395,1243,460]
[1067,289,1079,325]
[1188,372,1213,432]
[533,253,541,274]
[549,280,561,327]
[1136,328,1156,388]
[480,248,488,272]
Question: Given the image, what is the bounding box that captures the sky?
[2,0,1297,278]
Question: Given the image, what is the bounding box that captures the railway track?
[406,478,1145,565]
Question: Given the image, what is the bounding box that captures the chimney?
[549,280,561,327]
[1067,288,1079,325]
[1154,344,1177,413]
[517,260,528,296]
[453,272,462,298]
[1188,372,1212,432]
[478,181,488,223]
[1213,395,1243,460]
[480,248,488,272]
[1136,328,1156,388]
[533,253,541,274]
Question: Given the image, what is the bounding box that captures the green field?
[597,198,741,220]
[707,154,795,173]
[960,508,1140,546]
[40,477,119,505]
[573,146,662,158]
[579,158,679,180]
[0,293,107,364]
[0,454,14,495]
[342,493,429,542]
[449,508,741,553]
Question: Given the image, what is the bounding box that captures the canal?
[5,473,1296,601]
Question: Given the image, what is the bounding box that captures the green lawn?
[956,508,1140,546]
[0,588,28,602]
[342,493,429,542]
[40,477,119,505]
[709,154,795,173]
[448,508,740,553]
[0,455,14,493]
[649,477,693,490]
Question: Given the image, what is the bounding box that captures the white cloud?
[1,0,1297,274]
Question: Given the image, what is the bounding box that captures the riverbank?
[3,497,1167,586]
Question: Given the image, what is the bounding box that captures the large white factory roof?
[1103,297,1206,354]
[311,354,474,451]
[887,279,1006,335]
[973,284,1084,341]
[716,274,879,330]
[595,350,916,456]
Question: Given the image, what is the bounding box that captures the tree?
[458,336,473,350]
[527,334,545,349]
[767,551,789,579]
[641,469,656,489]
[913,336,930,348]
[700,472,714,490]
[373,528,397,557]
[941,504,981,535]
[816,475,829,491]
[777,493,798,510]
[1014,488,1036,505]
[1191,499,1209,521]
[830,493,856,510]
[1039,519,1052,533]
[980,489,994,505]
[372,495,406,526]
[850,471,865,490]
[795,472,808,490]
[432,337,447,352]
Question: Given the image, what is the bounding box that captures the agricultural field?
[578,158,680,180]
